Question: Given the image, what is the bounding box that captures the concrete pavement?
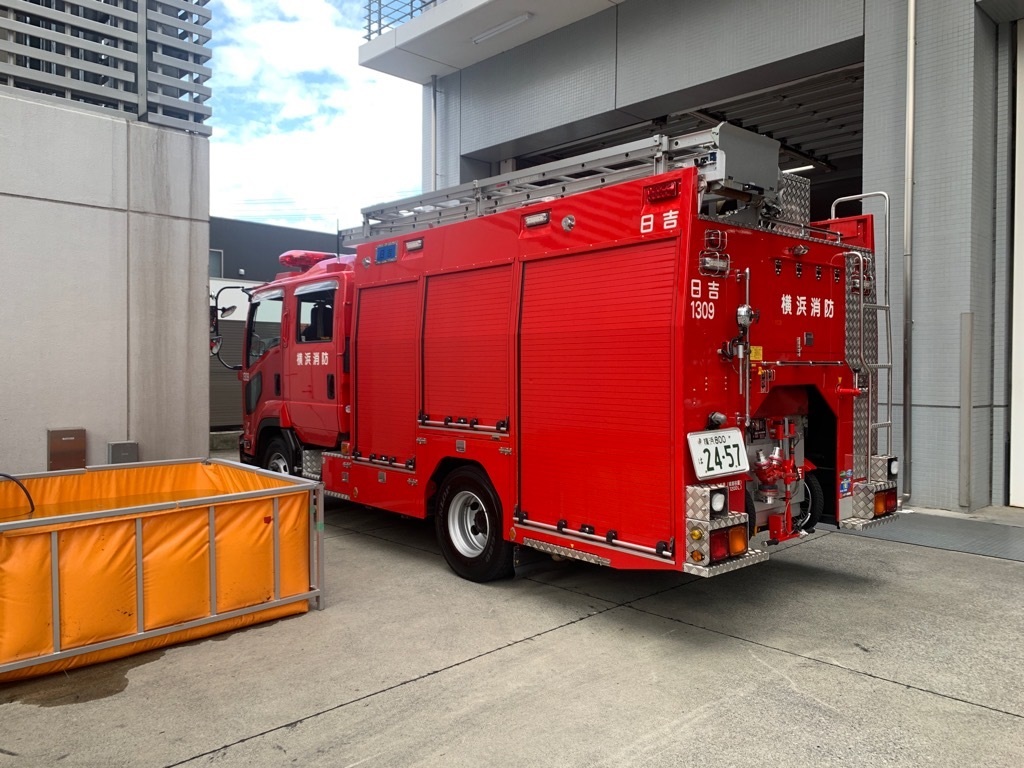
[2,491,1022,767]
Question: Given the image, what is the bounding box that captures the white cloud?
[208,0,423,232]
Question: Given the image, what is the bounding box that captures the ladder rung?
[863,303,890,310]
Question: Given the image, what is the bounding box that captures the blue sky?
[207,0,423,231]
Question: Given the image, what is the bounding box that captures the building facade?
[360,0,1022,512]
[0,0,211,472]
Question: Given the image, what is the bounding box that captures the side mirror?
[210,336,223,356]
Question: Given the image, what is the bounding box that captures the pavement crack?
[162,605,618,767]
[626,604,1024,722]
[746,648,840,713]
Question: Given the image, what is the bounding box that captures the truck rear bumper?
[838,511,899,531]
[682,548,769,577]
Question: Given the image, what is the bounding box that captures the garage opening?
[509,65,865,223]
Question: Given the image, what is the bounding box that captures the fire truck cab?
[239,251,354,474]
[234,123,899,582]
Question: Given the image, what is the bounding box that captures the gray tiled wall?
[862,0,908,469]
[991,22,1014,504]
[862,0,1005,509]
[434,72,464,190]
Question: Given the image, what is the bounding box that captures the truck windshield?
[247,295,283,366]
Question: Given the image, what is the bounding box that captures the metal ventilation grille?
[0,0,211,135]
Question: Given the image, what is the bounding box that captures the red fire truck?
[221,123,899,582]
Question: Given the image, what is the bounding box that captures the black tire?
[793,472,824,532]
[745,490,758,539]
[261,436,295,475]
[435,467,514,582]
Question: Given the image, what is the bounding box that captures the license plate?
[687,428,750,480]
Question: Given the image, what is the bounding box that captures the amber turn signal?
[728,525,747,557]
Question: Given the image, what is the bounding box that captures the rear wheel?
[745,490,758,538]
[261,436,294,475]
[793,472,824,532]
[435,467,514,582]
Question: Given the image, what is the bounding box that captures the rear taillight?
[709,525,748,563]
[710,530,729,562]
[728,525,748,557]
[874,489,899,516]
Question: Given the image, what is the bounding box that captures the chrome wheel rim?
[267,452,290,474]
[447,490,488,558]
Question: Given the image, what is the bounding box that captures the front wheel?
[435,467,514,582]
[261,436,295,475]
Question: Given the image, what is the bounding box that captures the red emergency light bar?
[278,250,337,271]
[645,178,680,203]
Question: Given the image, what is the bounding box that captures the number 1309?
[690,300,715,319]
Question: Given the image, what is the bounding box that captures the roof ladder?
[339,122,783,245]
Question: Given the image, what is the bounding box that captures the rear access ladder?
[833,192,899,530]
[835,191,894,463]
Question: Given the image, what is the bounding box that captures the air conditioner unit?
[107,441,139,464]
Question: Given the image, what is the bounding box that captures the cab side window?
[297,289,335,343]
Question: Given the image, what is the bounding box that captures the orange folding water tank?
[0,460,323,682]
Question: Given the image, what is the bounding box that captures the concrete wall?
[431,0,864,173]
[0,92,209,473]
[614,0,863,117]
